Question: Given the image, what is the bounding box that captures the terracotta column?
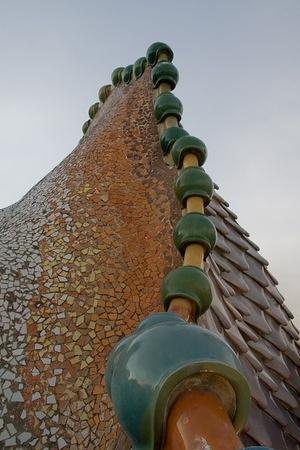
[163,388,243,450]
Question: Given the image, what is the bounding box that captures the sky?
[0,0,299,326]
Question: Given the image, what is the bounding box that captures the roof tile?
[215,233,231,253]
[264,297,288,326]
[271,381,297,409]
[259,411,290,450]
[224,301,244,321]
[209,253,231,273]
[244,253,270,287]
[224,215,250,237]
[248,340,274,360]
[284,413,300,442]
[240,355,268,409]
[284,360,300,393]
[246,401,273,447]
[244,350,264,372]
[243,235,260,251]
[213,191,229,207]
[225,326,248,353]
[265,393,290,427]
[243,308,272,335]
[283,340,300,366]
[225,228,250,251]
[226,295,251,316]
[283,320,299,340]
[265,283,285,305]
[258,370,280,392]
[222,268,249,293]
[265,268,279,285]
[209,214,230,235]
[223,243,250,271]
[265,351,291,379]
[236,320,260,343]
[209,199,229,219]
[243,278,270,310]
[246,244,269,266]
[205,205,217,217]
[210,294,232,329]
[210,270,235,298]
[264,318,289,351]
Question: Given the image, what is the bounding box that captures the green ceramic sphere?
[122,64,133,84]
[98,84,112,103]
[146,42,174,66]
[173,212,217,258]
[82,119,91,135]
[106,312,250,450]
[172,135,207,168]
[111,67,124,86]
[133,57,147,79]
[161,265,212,318]
[151,62,179,90]
[88,102,99,119]
[154,92,183,123]
[175,166,214,207]
[160,127,189,155]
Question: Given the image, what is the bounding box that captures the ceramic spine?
[147,41,251,444]
[149,43,216,322]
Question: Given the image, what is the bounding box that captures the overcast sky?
[0,0,299,326]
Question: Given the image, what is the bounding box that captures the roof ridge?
[81,42,174,138]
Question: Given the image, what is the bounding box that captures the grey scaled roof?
[202,187,300,449]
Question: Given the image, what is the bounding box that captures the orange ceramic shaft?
[163,388,243,450]
[167,298,196,322]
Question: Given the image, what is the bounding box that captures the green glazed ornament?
[122,65,133,84]
[146,42,174,66]
[172,135,207,168]
[151,61,179,90]
[111,67,124,86]
[160,127,189,155]
[133,57,147,79]
[82,119,91,135]
[106,312,250,450]
[173,212,217,258]
[88,102,99,119]
[161,265,212,318]
[175,167,214,207]
[98,84,112,103]
[154,92,183,123]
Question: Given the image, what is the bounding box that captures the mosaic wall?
[0,69,181,449]
[0,67,300,450]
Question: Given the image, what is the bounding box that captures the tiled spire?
[105,42,258,450]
